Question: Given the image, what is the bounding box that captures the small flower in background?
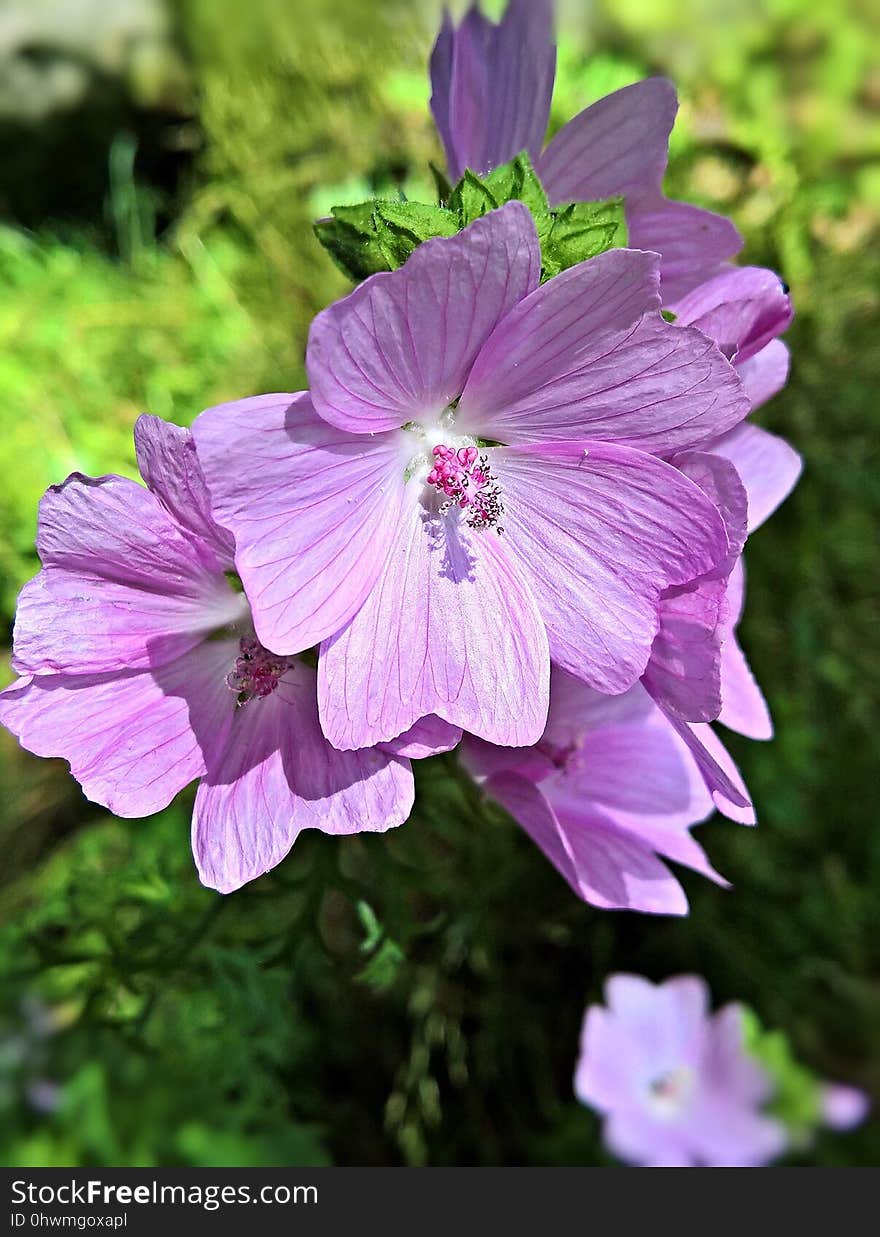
[0,415,436,894]
[430,0,741,300]
[575,975,869,1166]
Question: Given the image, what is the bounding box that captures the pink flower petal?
[491,441,729,694]
[307,204,541,434]
[627,194,744,302]
[379,715,463,760]
[318,494,550,750]
[708,421,802,533]
[672,266,793,364]
[431,0,555,182]
[458,248,748,453]
[194,664,414,894]
[0,640,235,817]
[192,392,408,655]
[15,475,244,676]
[133,414,235,566]
[736,339,791,409]
[538,78,678,206]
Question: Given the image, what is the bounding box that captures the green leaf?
[373,201,460,268]
[314,200,459,281]
[541,197,628,279]
[448,169,501,224]
[740,1006,823,1141]
[448,153,550,234]
[313,202,390,281]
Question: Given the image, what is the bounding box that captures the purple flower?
[0,415,432,894]
[193,205,748,750]
[430,0,741,300]
[463,668,730,916]
[575,974,787,1166]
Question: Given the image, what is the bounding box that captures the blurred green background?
[0,0,878,1166]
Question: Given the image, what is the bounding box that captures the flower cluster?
[2,0,801,910]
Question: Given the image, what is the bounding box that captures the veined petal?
[431,0,556,182]
[707,422,802,533]
[672,266,793,364]
[134,414,235,566]
[537,78,678,207]
[194,664,413,894]
[0,640,235,818]
[736,340,790,410]
[307,204,541,434]
[643,452,748,723]
[458,248,749,453]
[379,715,463,760]
[192,393,407,655]
[664,712,756,822]
[628,195,744,303]
[491,442,729,693]
[318,491,550,750]
[485,771,690,915]
[718,561,773,739]
[15,475,244,676]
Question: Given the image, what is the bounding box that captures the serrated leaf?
[448,169,501,224]
[313,202,391,281]
[373,201,459,268]
[541,197,628,279]
[315,200,459,281]
[483,153,550,223]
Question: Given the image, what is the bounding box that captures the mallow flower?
[463,667,730,916]
[0,416,435,894]
[575,974,787,1166]
[430,0,742,300]
[193,204,748,751]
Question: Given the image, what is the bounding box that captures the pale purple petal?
[307,204,541,434]
[491,441,729,693]
[736,339,791,409]
[643,453,747,723]
[485,772,691,915]
[431,0,556,181]
[0,640,235,818]
[684,1091,787,1166]
[717,557,771,740]
[667,714,756,822]
[379,715,462,760]
[821,1084,870,1131]
[133,414,235,566]
[719,635,773,740]
[193,393,408,656]
[707,1004,775,1106]
[604,1109,694,1167]
[605,974,711,1064]
[672,266,793,364]
[708,422,802,533]
[318,494,550,749]
[537,78,678,206]
[458,248,749,453]
[628,194,744,303]
[14,476,245,676]
[193,663,414,894]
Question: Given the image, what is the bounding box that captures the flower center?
[226,636,292,705]
[647,1066,695,1118]
[426,444,504,532]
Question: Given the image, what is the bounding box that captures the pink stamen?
[226,636,291,705]
[427,444,504,532]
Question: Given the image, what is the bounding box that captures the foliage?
[0,0,878,1167]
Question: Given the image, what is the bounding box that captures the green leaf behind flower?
[315,152,627,284]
